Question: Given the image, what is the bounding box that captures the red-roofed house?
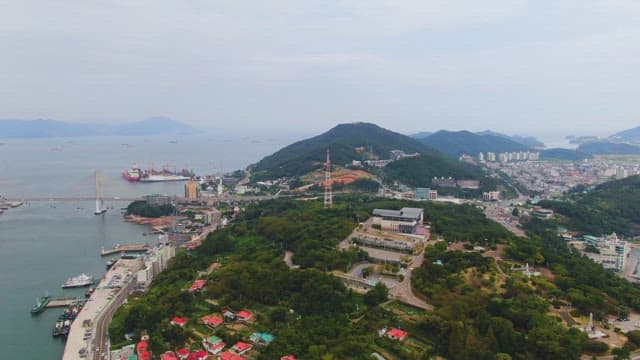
[203,335,225,355]
[171,316,188,327]
[137,340,149,354]
[219,351,246,360]
[202,315,224,328]
[139,351,152,360]
[161,352,178,360]
[387,327,408,341]
[281,356,296,360]
[236,310,254,322]
[231,341,253,355]
[191,349,208,360]
[176,348,190,359]
[189,279,207,292]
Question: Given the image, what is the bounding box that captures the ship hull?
[139,176,191,182]
[122,172,140,182]
[61,282,92,289]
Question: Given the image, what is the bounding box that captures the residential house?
[387,327,408,341]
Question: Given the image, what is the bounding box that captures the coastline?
[123,214,175,232]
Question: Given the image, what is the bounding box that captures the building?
[136,245,176,291]
[202,335,225,355]
[483,191,500,201]
[532,208,554,219]
[456,180,480,189]
[478,152,485,162]
[415,187,429,200]
[371,207,424,233]
[144,194,172,206]
[184,180,200,200]
[432,177,457,188]
[204,209,222,228]
[585,233,628,272]
[387,327,409,342]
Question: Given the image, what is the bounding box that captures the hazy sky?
[1,1,640,136]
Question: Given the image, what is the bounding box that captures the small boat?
[85,287,95,298]
[31,294,51,314]
[106,258,117,270]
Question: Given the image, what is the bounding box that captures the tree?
[365,283,389,306]
[612,346,631,360]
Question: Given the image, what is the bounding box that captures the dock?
[100,244,149,256]
[46,298,82,308]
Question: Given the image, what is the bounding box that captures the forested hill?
[419,130,531,156]
[539,175,640,236]
[249,122,455,180]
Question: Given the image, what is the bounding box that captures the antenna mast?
[324,149,332,209]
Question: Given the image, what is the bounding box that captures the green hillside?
[419,130,531,156]
[539,175,640,236]
[250,122,455,180]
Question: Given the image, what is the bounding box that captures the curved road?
[92,279,134,360]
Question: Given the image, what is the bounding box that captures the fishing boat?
[30,294,51,314]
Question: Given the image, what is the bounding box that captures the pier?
[46,298,81,308]
[101,244,149,256]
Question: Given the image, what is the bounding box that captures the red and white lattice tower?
[324,149,332,209]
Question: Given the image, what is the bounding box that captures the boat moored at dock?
[61,274,93,288]
[30,294,51,314]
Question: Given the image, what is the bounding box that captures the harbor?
[62,258,142,360]
[0,135,290,359]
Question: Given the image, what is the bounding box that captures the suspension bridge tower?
[324,149,333,209]
[94,171,107,215]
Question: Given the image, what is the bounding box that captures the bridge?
[2,171,284,204]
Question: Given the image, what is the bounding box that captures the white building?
[585,233,628,272]
[371,207,424,233]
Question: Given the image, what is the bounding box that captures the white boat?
[62,273,93,288]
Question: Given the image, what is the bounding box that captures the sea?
[0,134,294,360]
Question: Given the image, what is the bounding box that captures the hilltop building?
[372,207,424,233]
[584,232,628,272]
[144,194,172,206]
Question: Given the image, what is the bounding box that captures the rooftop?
[372,207,423,220]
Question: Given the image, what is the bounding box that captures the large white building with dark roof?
[371,207,423,233]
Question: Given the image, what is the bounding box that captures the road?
[283,251,299,269]
[389,251,433,311]
[92,278,135,360]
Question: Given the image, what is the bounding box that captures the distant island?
[0,117,196,138]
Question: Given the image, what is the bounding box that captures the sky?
[1,0,640,137]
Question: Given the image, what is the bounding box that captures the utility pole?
[324,149,332,209]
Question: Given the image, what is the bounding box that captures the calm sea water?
[0,134,292,359]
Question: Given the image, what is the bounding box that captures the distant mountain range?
[417,130,530,157]
[611,126,640,143]
[577,141,640,155]
[0,117,196,138]
[249,122,482,183]
[410,130,545,148]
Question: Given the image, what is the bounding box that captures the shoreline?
[123,214,175,232]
